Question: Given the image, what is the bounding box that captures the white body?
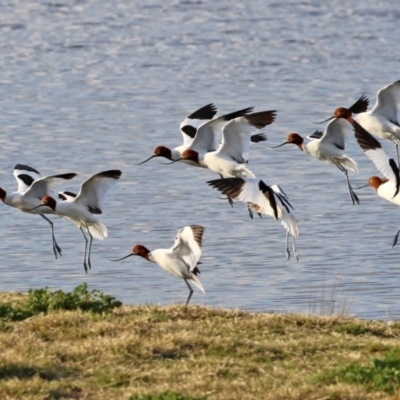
[52,171,120,240]
[201,152,256,178]
[148,225,205,293]
[3,166,74,216]
[149,248,204,292]
[194,114,271,178]
[54,200,107,240]
[354,81,400,145]
[376,183,400,206]
[234,178,298,237]
[353,120,400,206]
[304,118,358,172]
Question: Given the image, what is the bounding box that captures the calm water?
[0,0,399,320]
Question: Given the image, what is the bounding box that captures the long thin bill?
[161,159,182,165]
[134,155,159,165]
[354,184,369,190]
[111,253,136,262]
[26,204,48,212]
[313,116,334,124]
[268,142,289,149]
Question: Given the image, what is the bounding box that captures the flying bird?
[0,164,76,259]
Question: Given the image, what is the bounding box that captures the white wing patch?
[171,225,204,272]
[13,164,41,193]
[374,80,400,123]
[73,170,121,213]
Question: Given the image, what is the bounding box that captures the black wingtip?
[221,107,254,121]
[14,164,40,174]
[250,133,267,143]
[57,173,77,180]
[207,178,246,200]
[187,103,218,120]
[349,94,369,114]
[389,158,400,198]
[352,120,382,152]
[308,130,324,139]
[97,170,122,180]
[258,180,278,220]
[245,110,277,129]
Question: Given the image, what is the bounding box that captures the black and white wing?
[13,164,41,193]
[180,104,218,147]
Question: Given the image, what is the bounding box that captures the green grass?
[0,285,399,399]
[318,348,400,394]
[0,283,121,322]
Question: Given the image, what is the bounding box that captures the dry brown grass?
[0,292,399,399]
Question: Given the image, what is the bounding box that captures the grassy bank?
[0,285,399,399]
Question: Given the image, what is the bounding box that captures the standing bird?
[113,225,205,305]
[351,120,400,245]
[322,82,400,165]
[271,118,359,205]
[30,170,122,272]
[207,178,299,260]
[0,164,76,259]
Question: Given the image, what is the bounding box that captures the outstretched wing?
[320,118,352,150]
[13,164,41,193]
[73,170,122,214]
[352,120,400,196]
[348,94,369,114]
[373,80,400,123]
[171,225,204,272]
[216,111,276,163]
[189,107,254,153]
[24,173,77,198]
[207,177,298,237]
[180,103,218,147]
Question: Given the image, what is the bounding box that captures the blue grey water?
[0,0,399,320]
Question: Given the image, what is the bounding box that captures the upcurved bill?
[354,183,369,189]
[268,142,289,149]
[112,253,136,262]
[313,116,334,124]
[134,155,159,165]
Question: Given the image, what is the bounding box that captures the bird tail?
[190,274,205,293]
[281,215,299,238]
[340,156,358,173]
[88,222,108,240]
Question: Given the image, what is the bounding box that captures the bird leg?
[285,231,290,261]
[337,164,359,205]
[86,225,93,271]
[392,230,400,247]
[292,235,299,261]
[184,279,194,306]
[80,227,89,273]
[247,205,254,219]
[40,214,62,259]
[219,174,234,207]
